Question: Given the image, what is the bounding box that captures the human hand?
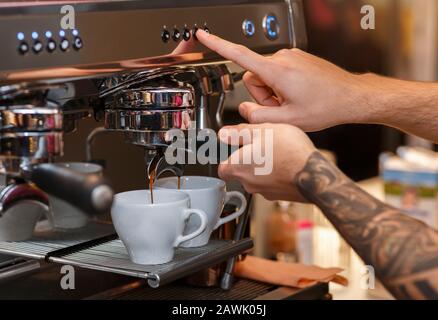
[217,123,317,202]
[197,30,376,132]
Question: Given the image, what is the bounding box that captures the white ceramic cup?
[155,176,247,247]
[48,162,102,230]
[111,189,207,265]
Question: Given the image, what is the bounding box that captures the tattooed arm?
[216,123,438,299]
[296,152,438,300]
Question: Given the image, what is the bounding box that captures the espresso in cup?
[155,176,247,247]
[111,189,207,265]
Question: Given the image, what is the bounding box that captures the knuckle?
[242,183,256,194]
[218,164,232,180]
[290,48,303,55]
[242,71,252,82]
[275,49,290,57]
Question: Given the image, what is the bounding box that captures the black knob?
[161,29,170,43]
[192,26,199,40]
[18,41,29,55]
[73,37,83,50]
[172,28,181,42]
[46,39,56,53]
[182,28,191,41]
[32,40,43,54]
[60,38,70,51]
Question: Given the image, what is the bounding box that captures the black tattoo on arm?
[296,152,438,300]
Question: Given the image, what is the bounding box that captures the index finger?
[196,29,274,85]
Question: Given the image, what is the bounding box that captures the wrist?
[352,73,390,125]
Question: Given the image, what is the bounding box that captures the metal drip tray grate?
[0,221,116,260]
[49,238,253,288]
[0,220,253,288]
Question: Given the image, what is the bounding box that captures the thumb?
[240,101,288,124]
[239,102,270,122]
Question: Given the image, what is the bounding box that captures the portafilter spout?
[145,147,183,182]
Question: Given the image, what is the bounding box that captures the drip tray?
[49,238,253,288]
[0,219,253,288]
[0,221,116,260]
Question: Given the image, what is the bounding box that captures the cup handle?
[214,191,247,230]
[173,209,208,247]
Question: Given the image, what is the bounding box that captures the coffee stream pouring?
[146,148,184,203]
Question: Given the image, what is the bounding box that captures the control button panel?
[16,29,83,55]
[160,14,281,44]
[161,23,210,43]
[263,14,280,40]
[242,19,255,37]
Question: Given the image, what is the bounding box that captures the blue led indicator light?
[72,29,79,36]
[45,31,53,38]
[263,14,279,40]
[17,32,25,41]
[59,30,66,37]
[267,16,276,37]
[31,31,39,39]
[245,20,255,37]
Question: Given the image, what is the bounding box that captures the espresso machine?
[0,0,328,300]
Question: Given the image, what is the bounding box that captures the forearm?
[359,74,438,142]
[296,152,438,299]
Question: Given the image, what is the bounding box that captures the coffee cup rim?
[155,175,225,191]
[113,189,189,207]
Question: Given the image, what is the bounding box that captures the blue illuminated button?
[262,14,279,40]
[242,19,255,37]
[17,32,25,41]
